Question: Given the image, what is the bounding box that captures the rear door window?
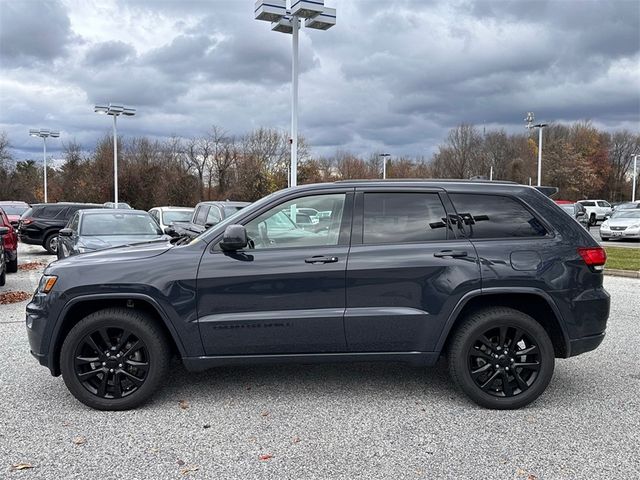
[580,201,595,207]
[194,206,209,225]
[363,193,448,244]
[449,194,548,239]
[39,206,66,218]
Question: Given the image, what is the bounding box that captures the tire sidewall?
[44,233,59,254]
[452,311,555,409]
[60,310,167,410]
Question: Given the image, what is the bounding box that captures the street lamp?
[94,104,136,207]
[525,112,548,187]
[379,153,391,179]
[632,154,639,202]
[29,128,60,203]
[255,0,336,187]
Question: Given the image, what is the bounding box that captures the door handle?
[433,250,468,258]
[305,255,339,264]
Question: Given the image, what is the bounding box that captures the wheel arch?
[48,294,186,376]
[437,288,570,358]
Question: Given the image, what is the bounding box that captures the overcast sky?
[1,0,639,162]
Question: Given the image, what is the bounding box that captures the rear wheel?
[44,233,59,255]
[448,307,555,409]
[0,264,5,286]
[7,256,17,273]
[601,237,609,242]
[60,308,170,410]
[589,214,596,226]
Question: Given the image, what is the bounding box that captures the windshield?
[560,205,574,214]
[162,210,193,224]
[0,205,28,215]
[223,205,245,217]
[611,210,640,219]
[81,213,162,236]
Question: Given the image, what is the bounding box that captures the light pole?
[29,128,60,203]
[255,1,336,187]
[379,153,390,179]
[525,112,548,186]
[94,103,136,206]
[632,154,639,202]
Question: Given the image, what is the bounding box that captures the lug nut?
[102,362,106,366]
[505,367,509,371]
[118,364,123,368]
[497,346,501,350]
[495,364,499,368]
[116,354,120,358]
[109,369,114,373]
[106,353,110,357]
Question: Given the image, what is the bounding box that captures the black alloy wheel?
[61,308,169,410]
[448,307,554,409]
[73,327,150,399]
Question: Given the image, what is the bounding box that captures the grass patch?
[604,246,640,271]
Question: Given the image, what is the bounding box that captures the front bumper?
[600,227,640,238]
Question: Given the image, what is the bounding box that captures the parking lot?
[0,243,638,479]
[589,225,640,249]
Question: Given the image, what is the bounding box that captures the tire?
[0,265,5,286]
[60,308,170,410]
[589,214,596,227]
[448,307,555,410]
[44,233,59,255]
[601,237,609,242]
[7,257,17,273]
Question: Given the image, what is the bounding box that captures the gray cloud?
[84,41,136,66]
[0,0,73,67]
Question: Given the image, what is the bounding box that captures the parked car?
[0,208,18,272]
[148,206,194,232]
[0,201,30,229]
[27,180,610,411]
[557,202,589,229]
[18,203,103,254]
[57,209,167,259]
[613,201,640,211]
[171,200,249,238]
[599,209,640,241]
[0,226,9,286]
[577,200,612,226]
[104,202,133,209]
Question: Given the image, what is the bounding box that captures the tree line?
[1,121,638,210]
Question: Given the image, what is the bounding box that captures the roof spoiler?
[534,186,559,198]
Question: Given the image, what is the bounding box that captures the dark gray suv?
[26,181,610,410]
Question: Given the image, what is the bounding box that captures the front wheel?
[589,214,597,227]
[448,307,555,409]
[601,237,609,242]
[7,257,18,273]
[60,308,170,410]
[44,233,59,255]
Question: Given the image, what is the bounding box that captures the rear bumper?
[568,332,605,357]
[18,234,41,245]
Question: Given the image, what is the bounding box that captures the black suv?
[18,203,103,254]
[26,181,610,410]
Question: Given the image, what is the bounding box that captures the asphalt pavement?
[1,243,639,479]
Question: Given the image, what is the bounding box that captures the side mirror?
[163,227,174,235]
[0,227,8,236]
[220,224,248,251]
[576,212,586,218]
[59,228,73,237]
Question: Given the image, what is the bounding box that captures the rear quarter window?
[449,193,548,239]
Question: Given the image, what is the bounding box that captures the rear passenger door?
[345,189,481,353]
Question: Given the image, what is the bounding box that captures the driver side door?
[197,190,354,355]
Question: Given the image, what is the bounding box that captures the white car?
[599,210,640,241]
[577,200,613,226]
[148,206,194,232]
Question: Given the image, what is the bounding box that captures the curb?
[604,269,640,279]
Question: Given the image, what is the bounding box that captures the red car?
[0,201,29,229]
[0,208,18,272]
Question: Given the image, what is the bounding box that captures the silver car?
[599,210,640,241]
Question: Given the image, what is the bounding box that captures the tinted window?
[206,207,222,225]
[450,194,547,238]
[580,201,595,207]
[245,194,346,249]
[597,201,610,208]
[363,193,448,244]
[194,206,209,225]
[223,205,245,217]
[0,205,28,215]
[162,210,192,224]
[68,213,80,231]
[38,206,66,218]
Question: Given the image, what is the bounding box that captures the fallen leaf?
[527,475,538,480]
[247,436,257,444]
[180,466,199,475]
[149,447,159,453]
[292,435,301,444]
[62,421,71,427]
[246,385,252,391]
[0,291,31,304]
[261,410,269,417]
[18,262,47,271]
[516,468,527,476]
[203,424,211,429]
[176,459,186,466]
[178,400,190,410]
[72,436,86,446]
[10,463,33,471]
[259,454,273,461]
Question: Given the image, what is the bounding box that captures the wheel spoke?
[125,359,149,373]
[514,370,529,391]
[471,363,493,378]
[501,371,513,396]
[510,328,523,348]
[499,326,507,347]
[470,348,493,362]
[480,371,500,391]
[514,361,540,371]
[98,328,112,350]
[477,335,495,350]
[77,369,103,381]
[122,340,142,358]
[97,372,109,397]
[85,336,103,356]
[120,369,144,387]
[516,345,537,357]
[113,372,123,398]
[114,330,132,352]
[75,356,100,366]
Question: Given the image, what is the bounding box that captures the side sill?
[182,351,440,371]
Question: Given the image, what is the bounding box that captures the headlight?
[600,222,609,228]
[628,224,640,229]
[37,275,57,294]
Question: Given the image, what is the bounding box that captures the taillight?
[577,247,606,271]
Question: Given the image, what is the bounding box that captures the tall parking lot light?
[254,1,336,187]
[632,154,639,202]
[29,128,60,203]
[525,112,547,187]
[94,104,136,207]
[379,153,391,179]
